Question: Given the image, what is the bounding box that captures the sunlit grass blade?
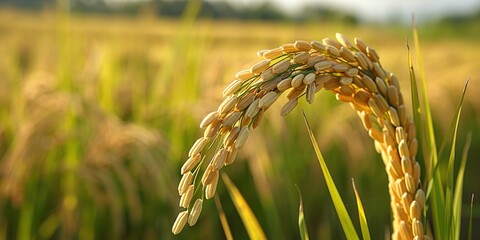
[352,179,371,240]
[468,194,474,240]
[411,19,444,239]
[222,173,266,240]
[452,132,471,240]
[446,81,469,239]
[302,112,359,240]
[295,185,310,240]
[214,196,234,240]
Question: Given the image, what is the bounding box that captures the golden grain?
[294,40,312,51]
[205,172,219,199]
[307,54,326,67]
[224,126,240,147]
[181,153,202,175]
[415,189,426,209]
[326,45,340,57]
[303,73,316,85]
[375,77,388,96]
[368,98,383,118]
[405,173,416,194]
[277,77,293,91]
[212,148,229,170]
[280,98,298,116]
[366,47,380,62]
[322,37,341,49]
[201,164,216,186]
[410,201,421,221]
[260,68,275,81]
[224,147,237,166]
[398,139,410,158]
[340,85,355,96]
[374,94,389,114]
[292,74,305,88]
[218,95,239,114]
[282,43,297,53]
[412,219,424,239]
[251,59,271,74]
[354,37,368,53]
[306,83,315,104]
[235,69,254,81]
[179,185,194,208]
[245,99,260,118]
[344,68,358,77]
[335,33,353,49]
[172,210,189,235]
[259,91,279,108]
[235,126,249,149]
[178,171,194,195]
[252,109,265,129]
[311,40,326,52]
[340,47,356,62]
[293,51,310,64]
[323,77,341,90]
[314,61,333,71]
[189,137,208,157]
[340,76,353,86]
[273,59,291,74]
[332,63,349,72]
[188,199,203,226]
[373,62,386,79]
[260,77,283,92]
[204,119,223,138]
[389,107,400,127]
[361,75,377,93]
[263,47,284,59]
[223,111,242,127]
[223,80,243,97]
[236,92,256,111]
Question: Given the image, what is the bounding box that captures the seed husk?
[172,210,189,235]
[178,172,194,195]
[306,83,316,104]
[223,80,243,97]
[205,172,219,199]
[235,69,254,81]
[188,137,208,157]
[224,126,240,147]
[277,77,293,91]
[236,92,256,111]
[373,62,386,79]
[294,40,311,51]
[293,51,310,64]
[252,109,265,129]
[263,47,283,59]
[340,76,353,86]
[259,91,279,109]
[345,68,359,77]
[366,46,380,62]
[314,61,333,71]
[292,74,305,88]
[405,173,416,194]
[280,98,298,116]
[223,111,242,127]
[188,199,203,226]
[261,68,275,81]
[218,95,239,114]
[235,126,249,149]
[354,37,368,53]
[410,201,421,222]
[335,32,353,48]
[307,54,326,66]
[340,47,356,62]
[326,45,340,57]
[181,153,202,175]
[212,149,228,170]
[361,75,378,93]
[311,40,326,52]
[201,164,216,186]
[200,111,219,128]
[204,118,223,138]
[224,147,237,166]
[179,185,194,208]
[303,73,316,85]
[323,37,341,49]
[272,59,291,74]
[282,43,297,53]
[375,77,388,97]
[250,59,271,74]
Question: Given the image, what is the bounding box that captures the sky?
[213,0,480,22]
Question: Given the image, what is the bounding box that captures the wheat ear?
[173,33,427,239]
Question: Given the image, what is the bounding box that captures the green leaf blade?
[303,112,359,240]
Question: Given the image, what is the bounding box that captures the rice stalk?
[174,33,426,239]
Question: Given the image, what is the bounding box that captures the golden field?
[0,8,479,239]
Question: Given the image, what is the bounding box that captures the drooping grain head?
[173,33,426,239]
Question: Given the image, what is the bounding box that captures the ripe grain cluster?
[173,33,427,239]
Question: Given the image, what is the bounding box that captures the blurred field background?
[0,0,479,239]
